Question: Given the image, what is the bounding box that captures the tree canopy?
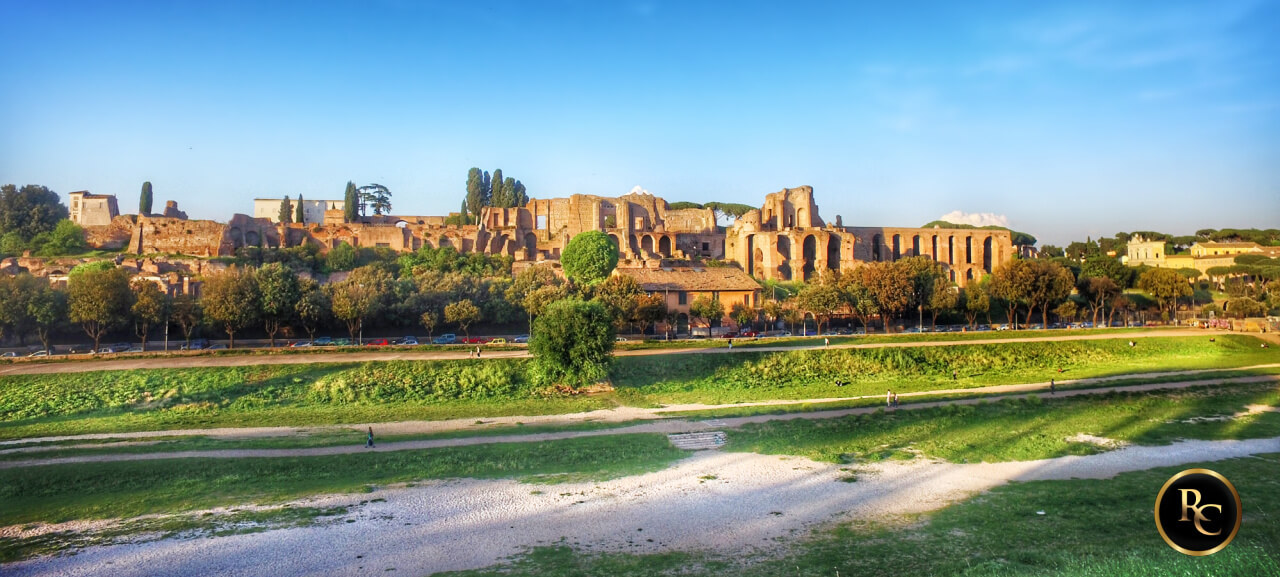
[528,298,615,388]
[561,231,619,285]
[1,184,68,242]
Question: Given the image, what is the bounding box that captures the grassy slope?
[442,454,1280,577]
[613,335,1276,405]
[0,434,688,526]
[0,335,1273,439]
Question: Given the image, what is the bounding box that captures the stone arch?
[912,235,921,256]
[796,208,806,227]
[892,235,901,260]
[966,268,975,282]
[931,236,939,261]
[658,236,672,257]
[983,236,994,273]
[826,236,841,270]
[753,247,764,278]
[419,237,435,250]
[523,233,537,260]
[608,234,620,252]
[629,234,640,255]
[779,263,792,281]
[802,235,817,280]
[641,235,655,255]
[244,230,261,247]
[872,234,882,262]
[438,235,453,249]
[965,237,973,264]
[777,236,791,260]
[949,269,956,282]
[948,236,955,265]
[229,227,243,249]
[747,235,756,275]
[489,234,507,253]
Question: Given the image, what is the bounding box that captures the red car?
[461,336,491,344]
[720,332,739,339]
[739,330,758,338]
[366,339,390,346]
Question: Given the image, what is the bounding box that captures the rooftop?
[615,266,761,292]
[1197,241,1261,249]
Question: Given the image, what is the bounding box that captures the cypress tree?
[491,169,504,208]
[278,196,293,224]
[502,177,517,208]
[139,181,153,215]
[343,181,358,223]
[465,168,484,223]
[295,194,305,224]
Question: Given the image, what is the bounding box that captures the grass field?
[0,335,1273,440]
[614,335,1277,405]
[439,454,1280,577]
[727,382,1280,463]
[0,433,688,527]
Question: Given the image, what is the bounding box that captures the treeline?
[455,168,530,225]
[920,220,1037,247]
[1041,228,1280,260]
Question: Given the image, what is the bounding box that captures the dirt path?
[0,329,1226,375]
[5,369,1278,469]
[7,436,1278,577]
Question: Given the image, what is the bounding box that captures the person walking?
[728,338,733,350]
[824,337,829,347]
[1050,379,1056,395]
[892,392,900,407]
[886,389,892,408]
[952,369,957,381]
[366,427,375,449]
[476,346,482,358]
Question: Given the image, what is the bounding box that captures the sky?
[2,1,1278,247]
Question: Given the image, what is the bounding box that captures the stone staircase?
[667,431,728,450]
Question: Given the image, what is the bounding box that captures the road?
[0,328,1234,375]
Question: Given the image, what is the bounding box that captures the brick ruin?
[63,186,1013,286]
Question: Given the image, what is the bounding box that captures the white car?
[27,350,50,357]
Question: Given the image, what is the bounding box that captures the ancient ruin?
[63,186,1014,286]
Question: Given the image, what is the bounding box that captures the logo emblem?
[1154,469,1242,555]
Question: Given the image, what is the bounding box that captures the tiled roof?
[1198,241,1261,249]
[615,266,761,292]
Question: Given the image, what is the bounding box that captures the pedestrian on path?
[1050,379,1056,395]
[366,427,375,448]
[887,389,892,408]
[824,337,829,347]
[476,346,482,358]
[893,392,900,407]
[728,338,733,350]
[952,369,957,381]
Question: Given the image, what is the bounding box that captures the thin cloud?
[939,210,1009,228]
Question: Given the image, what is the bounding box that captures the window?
[678,291,687,305]
[536,215,547,230]
[701,242,710,252]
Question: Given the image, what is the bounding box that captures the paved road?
[4,368,1277,469]
[0,329,1232,375]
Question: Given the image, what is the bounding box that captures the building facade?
[252,198,345,224]
[67,191,120,226]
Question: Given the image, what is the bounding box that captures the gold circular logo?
[1154,468,1242,556]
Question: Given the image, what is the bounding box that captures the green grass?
[0,433,688,526]
[612,335,1276,405]
[726,382,1280,464]
[440,454,1280,577]
[728,327,1156,349]
[0,359,615,440]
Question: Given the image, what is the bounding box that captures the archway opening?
[523,233,537,260]
[892,235,901,260]
[641,235,654,255]
[948,236,955,264]
[912,235,921,257]
[777,236,791,260]
[965,237,973,264]
[872,234,882,262]
[983,236,993,273]
[658,236,672,257]
[827,236,841,270]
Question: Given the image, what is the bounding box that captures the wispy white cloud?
[939,210,1009,228]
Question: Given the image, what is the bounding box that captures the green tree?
[343,181,359,222]
[859,261,912,332]
[0,231,25,256]
[990,261,1028,328]
[0,184,68,242]
[326,242,357,272]
[1225,297,1267,318]
[796,281,843,335]
[528,298,615,387]
[1138,268,1193,321]
[278,196,293,224]
[68,264,132,351]
[35,220,87,256]
[140,181,154,215]
[730,301,756,330]
[490,169,504,208]
[837,272,880,333]
[295,194,305,224]
[1054,300,1079,323]
[928,282,959,327]
[1079,256,1134,288]
[419,310,438,339]
[294,277,330,341]
[634,293,667,335]
[593,274,643,331]
[170,294,202,348]
[0,273,39,345]
[561,231,619,285]
[689,295,725,329]
[328,266,391,342]
[358,183,393,215]
[466,168,485,223]
[1022,260,1076,326]
[899,256,946,328]
[762,299,786,332]
[258,262,301,347]
[960,283,990,329]
[506,265,565,328]
[201,266,260,348]
[27,279,67,354]
[444,299,481,338]
[1077,276,1121,328]
[130,278,168,351]
[511,180,528,206]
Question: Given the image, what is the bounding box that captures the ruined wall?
[83,215,137,251]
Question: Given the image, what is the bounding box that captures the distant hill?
[921,221,1037,247]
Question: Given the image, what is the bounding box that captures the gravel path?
[4,371,1278,468]
[6,435,1278,577]
[0,329,1218,375]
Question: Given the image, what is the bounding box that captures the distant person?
[728,338,733,350]
[953,369,957,381]
[887,389,893,408]
[824,337,829,347]
[476,346,482,358]
[1129,340,1136,348]
[1050,379,1056,395]
[366,427,375,449]
[893,392,900,407]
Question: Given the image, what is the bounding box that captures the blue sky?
[2,1,1277,246]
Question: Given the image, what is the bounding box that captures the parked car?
[739,330,758,338]
[432,334,456,345]
[615,336,629,342]
[333,338,351,346]
[512,334,529,343]
[463,336,492,344]
[366,339,390,346]
[718,333,737,339]
[290,341,313,347]
[312,337,333,346]
[399,336,419,346]
[27,350,50,357]
[125,347,144,353]
[1,351,17,358]
[489,337,507,344]
[180,338,208,350]
[207,344,227,350]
